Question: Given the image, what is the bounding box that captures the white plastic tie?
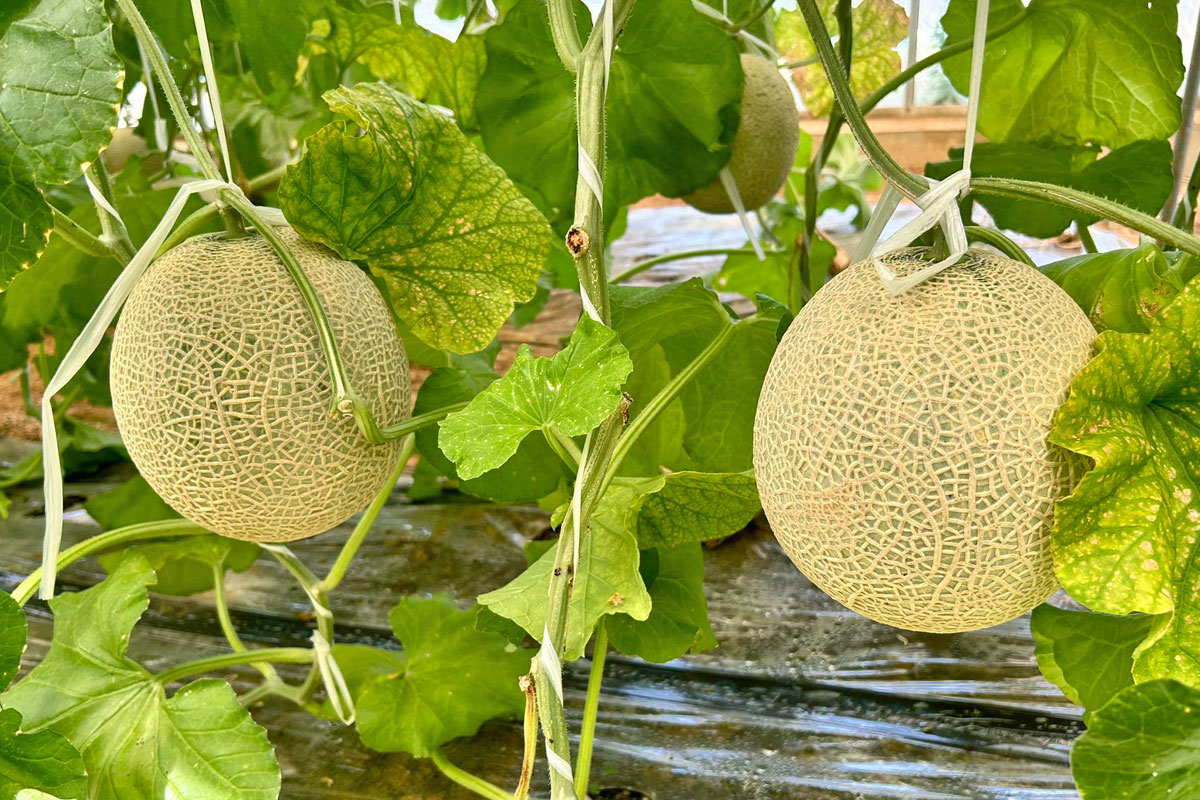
[260,543,335,620]
[311,630,356,725]
[545,748,575,783]
[719,167,766,261]
[82,166,128,245]
[577,147,604,214]
[38,178,230,599]
[860,0,989,295]
[537,632,565,701]
[190,0,234,184]
[602,0,614,91]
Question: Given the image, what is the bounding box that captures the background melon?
[753,250,1096,632]
[110,228,411,542]
[684,53,800,214]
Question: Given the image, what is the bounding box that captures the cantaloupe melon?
[753,250,1096,632]
[110,228,410,542]
[684,53,799,214]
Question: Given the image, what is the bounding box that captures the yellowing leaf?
[1050,279,1200,686]
[776,0,908,116]
[279,82,550,353]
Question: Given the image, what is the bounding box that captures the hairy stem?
[534,4,637,798]
[50,206,124,261]
[795,0,925,199]
[378,402,468,441]
[11,520,207,606]
[547,430,583,472]
[320,436,413,593]
[964,226,1034,266]
[729,0,776,32]
[113,0,223,182]
[573,620,608,797]
[265,545,334,705]
[547,0,582,72]
[970,178,1200,255]
[431,750,516,800]
[154,647,314,686]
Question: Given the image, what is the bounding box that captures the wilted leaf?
[280,82,549,352]
[1049,280,1200,686]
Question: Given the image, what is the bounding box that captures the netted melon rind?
[684,53,800,214]
[111,228,411,542]
[753,250,1097,633]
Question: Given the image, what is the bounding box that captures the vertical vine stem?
[573,620,609,797]
[535,3,637,798]
[320,436,413,593]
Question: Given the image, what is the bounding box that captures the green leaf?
[0,591,24,692]
[1030,605,1158,716]
[279,81,549,353]
[226,0,308,92]
[3,556,280,800]
[629,470,760,549]
[611,280,785,474]
[476,0,741,226]
[414,351,569,503]
[1042,245,1200,334]
[353,596,529,757]
[1049,279,1200,687]
[941,0,1183,147]
[0,0,122,184]
[0,149,50,290]
[776,0,908,116]
[438,317,633,480]
[927,140,1174,239]
[478,504,652,661]
[307,6,485,129]
[1071,679,1200,799]
[607,544,717,663]
[0,708,86,800]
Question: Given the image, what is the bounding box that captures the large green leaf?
[0,593,86,800]
[3,556,280,800]
[225,0,308,92]
[0,0,122,184]
[279,81,549,353]
[606,544,717,663]
[927,140,1174,239]
[476,0,741,226]
[438,317,632,480]
[1072,679,1200,799]
[414,349,569,503]
[776,0,908,116]
[941,0,1183,147]
[1042,245,1200,334]
[307,4,485,128]
[0,708,86,800]
[353,596,529,757]
[1030,605,1158,717]
[0,149,50,290]
[1049,279,1200,686]
[478,494,652,660]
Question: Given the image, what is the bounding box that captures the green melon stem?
[10,519,208,607]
